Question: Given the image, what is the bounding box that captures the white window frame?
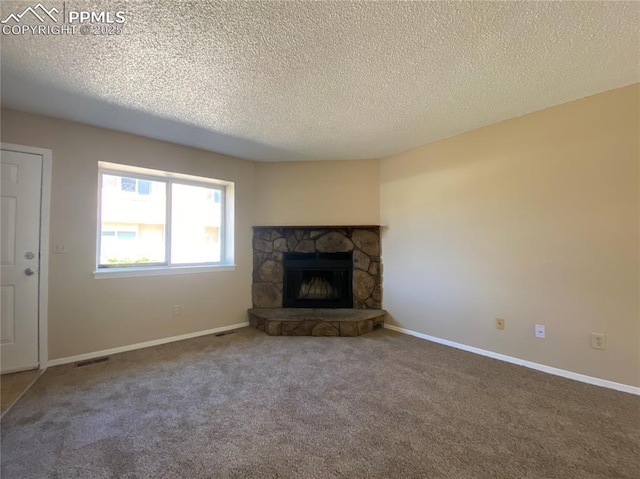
[94,162,235,279]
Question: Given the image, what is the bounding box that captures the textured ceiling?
[1,1,638,161]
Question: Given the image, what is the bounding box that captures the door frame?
[1,142,51,372]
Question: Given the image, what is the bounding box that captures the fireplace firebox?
[283,252,353,308]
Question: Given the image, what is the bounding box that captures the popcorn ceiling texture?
[1,1,638,161]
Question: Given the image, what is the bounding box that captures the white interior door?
[1,149,42,373]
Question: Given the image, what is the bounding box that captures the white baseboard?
[47,322,249,368]
[384,324,640,396]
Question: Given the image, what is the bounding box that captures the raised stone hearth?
[248,308,386,336]
[252,226,382,309]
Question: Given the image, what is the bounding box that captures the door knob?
[24,268,35,276]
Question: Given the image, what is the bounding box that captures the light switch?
[52,244,68,254]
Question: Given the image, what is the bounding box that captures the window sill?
[93,264,236,279]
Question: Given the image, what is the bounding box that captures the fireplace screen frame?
[283,252,353,308]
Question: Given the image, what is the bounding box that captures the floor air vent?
[76,357,109,367]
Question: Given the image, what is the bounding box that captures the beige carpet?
[1,327,638,478]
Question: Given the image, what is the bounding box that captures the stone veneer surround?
[252,226,382,309]
[248,308,386,336]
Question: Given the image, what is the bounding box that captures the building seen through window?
[98,171,225,267]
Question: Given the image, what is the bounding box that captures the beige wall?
[3,85,638,389]
[380,85,640,387]
[1,109,255,360]
[0,110,380,361]
[253,160,380,226]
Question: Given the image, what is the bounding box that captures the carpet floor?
[1,327,638,478]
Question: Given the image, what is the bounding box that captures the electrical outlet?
[172,305,182,317]
[535,324,545,338]
[591,333,607,350]
[495,318,505,330]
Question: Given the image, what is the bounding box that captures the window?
[96,162,234,276]
[121,177,136,192]
[120,177,152,195]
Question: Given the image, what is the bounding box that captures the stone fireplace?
[252,226,382,309]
